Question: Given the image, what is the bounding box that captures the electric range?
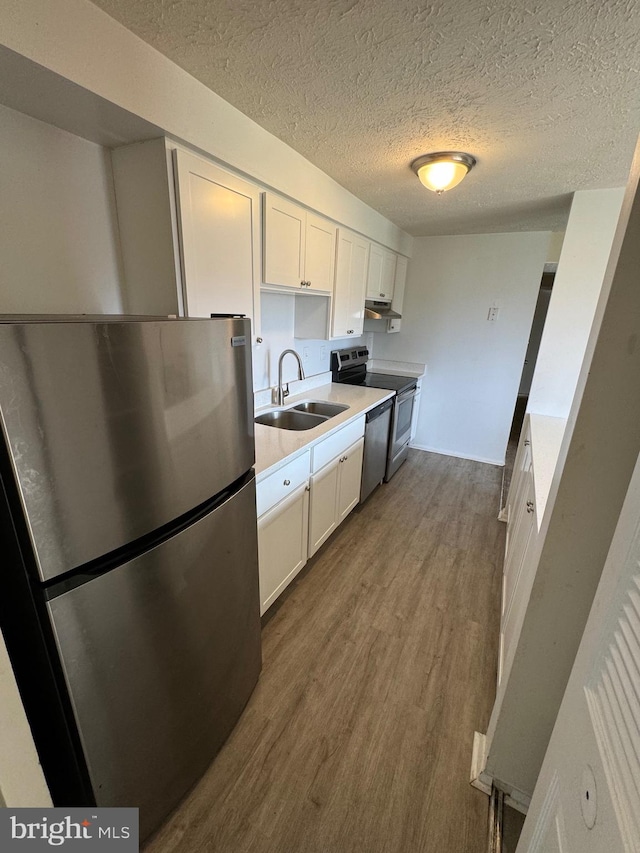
[331,347,418,482]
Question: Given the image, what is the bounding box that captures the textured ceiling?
[90,0,640,236]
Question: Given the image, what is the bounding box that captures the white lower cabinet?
[258,483,309,616]
[256,417,366,612]
[309,437,364,557]
[337,439,365,522]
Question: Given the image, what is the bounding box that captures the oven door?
[386,387,417,480]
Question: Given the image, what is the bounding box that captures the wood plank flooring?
[144,450,505,853]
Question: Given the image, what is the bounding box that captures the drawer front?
[257,451,310,517]
[311,416,366,473]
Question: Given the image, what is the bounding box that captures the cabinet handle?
[305,484,310,492]
[379,292,384,297]
[347,329,354,334]
[524,439,530,446]
[526,500,534,513]
[283,479,291,486]
[256,337,263,344]
[307,280,312,287]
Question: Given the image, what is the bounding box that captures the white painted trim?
[410,443,504,467]
[503,787,531,815]
[470,731,492,796]
[470,731,531,814]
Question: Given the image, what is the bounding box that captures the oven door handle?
[397,388,418,403]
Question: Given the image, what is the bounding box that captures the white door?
[336,438,365,523]
[257,484,309,615]
[517,453,640,853]
[304,213,336,293]
[173,150,261,334]
[263,192,306,289]
[332,229,369,338]
[308,457,340,557]
[366,243,385,299]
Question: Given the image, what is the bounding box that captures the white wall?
[0,632,51,807]
[0,103,124,313]
[528,188,625,418]
[373,232,551,465]
[484,158,640,800]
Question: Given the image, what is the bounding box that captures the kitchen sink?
[292,401,349,417]
[255,409,328,430]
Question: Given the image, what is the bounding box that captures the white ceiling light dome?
[411,152,477,194]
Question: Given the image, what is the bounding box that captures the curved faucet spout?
[276,349,305,406]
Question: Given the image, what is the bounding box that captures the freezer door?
[0,317,254,581]
[46,475,260,841]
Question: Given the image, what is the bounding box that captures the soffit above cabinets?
[88,0,640,236]
[0,45,163,148]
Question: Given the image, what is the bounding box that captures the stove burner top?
[350,372,417,394]
[331,346,418,395]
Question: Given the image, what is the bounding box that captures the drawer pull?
[526,500,534,513]
[524,439,530,446]
[283,479,291,486]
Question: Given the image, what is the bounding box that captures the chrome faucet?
[276,349,305,406]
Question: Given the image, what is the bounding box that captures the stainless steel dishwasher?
[360,398,393,502]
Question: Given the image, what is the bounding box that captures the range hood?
[364,300,402,320]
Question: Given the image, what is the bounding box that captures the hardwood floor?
[144,450,505,853]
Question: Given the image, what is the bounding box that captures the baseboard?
[410,444,505,467]
[470,731,531,814]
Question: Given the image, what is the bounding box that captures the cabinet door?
[258,483,309,615]
[337,437,365,523]
[366,243,384,299]
[305,213,336,293]
[332,229,369,338]
[174,150,261,334]
[380,249,397,300]
[387,255,407,334]
[308,457,340,557]
[263,192,306,289]
[499,472,536,686]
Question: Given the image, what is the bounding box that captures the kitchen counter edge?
[254,383,394,481]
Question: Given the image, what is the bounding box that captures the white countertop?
[368,358,426,378]
[254,382,394,480]
[529,413,568,527]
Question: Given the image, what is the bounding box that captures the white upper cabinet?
[173,149,261,329]
[387,255,408,334]
[111,139,262,339]
[263,192,335,292]
[305,212,337,292]
[366,243,396,301]
[331,229,369,339]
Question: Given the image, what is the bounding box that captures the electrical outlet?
[303,346,310,360]
[487,305,499,322]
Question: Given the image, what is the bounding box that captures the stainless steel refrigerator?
[0,316,261,839]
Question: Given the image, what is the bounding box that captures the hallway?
[145,450,505,852]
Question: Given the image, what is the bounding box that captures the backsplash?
[252,291,370,392]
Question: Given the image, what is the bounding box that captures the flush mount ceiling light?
[411,152,477,194]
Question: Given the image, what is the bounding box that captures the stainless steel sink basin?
[292,401,349,417]
[255,409,327,430]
